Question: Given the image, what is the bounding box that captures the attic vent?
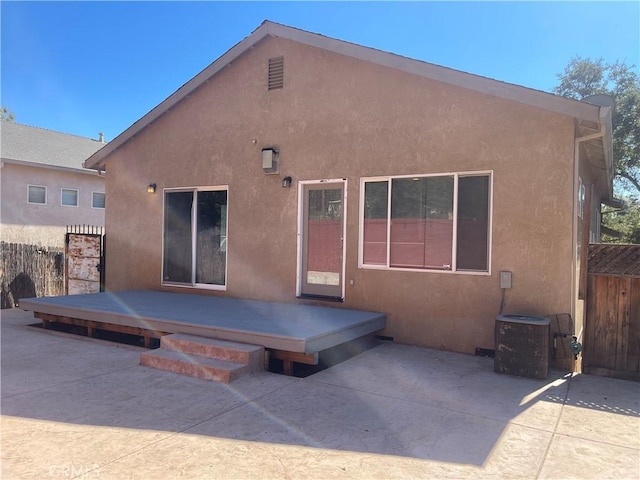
[268,56,284,90]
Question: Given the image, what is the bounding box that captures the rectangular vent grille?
[268,57,284,90]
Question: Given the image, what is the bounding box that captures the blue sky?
[2,1,639,141]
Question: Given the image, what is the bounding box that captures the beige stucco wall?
[1,163,105,248]
[102,37,576,354]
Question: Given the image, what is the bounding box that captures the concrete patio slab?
[309,342,571,431]
[1,308,638,479]
[555,373,640,450]
[539,434,640,480]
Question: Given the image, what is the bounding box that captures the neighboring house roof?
[83,20,614,198]
[1,121,106,174]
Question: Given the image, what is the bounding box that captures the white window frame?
[92,191,106,209]
[61,188,79,207]
[161,185,229,291]
[27,185,47,205]
[358,171,492,275]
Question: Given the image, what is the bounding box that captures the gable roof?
[1,121,106,174]
[83,20,613,195]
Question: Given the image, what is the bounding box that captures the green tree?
[1,106,15,122]
[553,57,640,198]
[601,198,640,244]
[554,57,640,244]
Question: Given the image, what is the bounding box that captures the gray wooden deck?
[19,291,386,354]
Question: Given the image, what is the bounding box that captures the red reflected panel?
[306,187,342,286]
[307,220,341,273]
[390,218,452,269]
[363,218,387,265]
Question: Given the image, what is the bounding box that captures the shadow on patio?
[1,308,638,478]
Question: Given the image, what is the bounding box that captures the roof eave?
[84,21,274,170]
[601,105,615,200]
[2,157,104,176]
[600,225,623,239]
[266,22,601,123]
[86,20,604,170]
[600,107,615,199]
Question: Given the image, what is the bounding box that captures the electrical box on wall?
[262,147,279,174]
[500,271,512,289]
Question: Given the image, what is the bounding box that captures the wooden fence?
[584,244,640,381]
[0,242,65,309]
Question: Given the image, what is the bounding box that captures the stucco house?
[1,122,106,248]
[83,21,614,355]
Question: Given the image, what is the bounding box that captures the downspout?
[571,104,613,345]
[571,132,582,344]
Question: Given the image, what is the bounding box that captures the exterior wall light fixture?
[262,147,279,174]
[147,183,157,194]
[282,176,292,188]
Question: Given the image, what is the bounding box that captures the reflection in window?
[163,188,227,287]
[306,188,342,285]
[363,181,388,265]
[362,173,490,272]
[390,176,453,269]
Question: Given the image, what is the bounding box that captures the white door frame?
[296,178,348,299]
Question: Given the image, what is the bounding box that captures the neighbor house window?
[92,192,105,209]
[61,188,78,207]
[163,186,228,289]
[28,185,46,204]
[360,172,491,272]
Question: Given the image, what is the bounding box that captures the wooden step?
[160,334,263,371]
[140,349,249,383]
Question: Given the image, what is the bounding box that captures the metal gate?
[584,244,640,381]
[65,225,104,295]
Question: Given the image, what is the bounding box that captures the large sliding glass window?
[163,187,227,288]
[361,173,491,273]
[390,176,454,269]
